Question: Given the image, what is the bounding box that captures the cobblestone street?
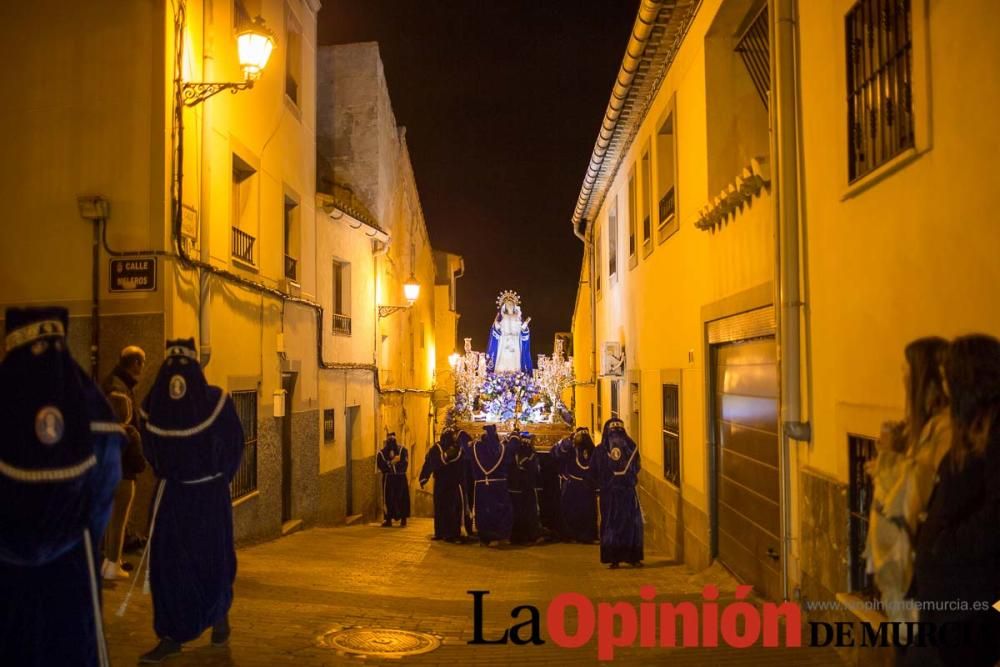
[103,519,845,666]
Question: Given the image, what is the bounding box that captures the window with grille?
[640,151,652,247]
[848,434,877,593]
[662,384,680,485]
[735,5,770,109]
[332,260,351,335]
[630,382,641,445]
[627,174,637,261]
[230,390,258,499]
[285,20,302,107]
[608,196,618,278]
[846,0,914,182]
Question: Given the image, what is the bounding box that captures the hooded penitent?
[139,338,244,644]
[419,429,467,540]
[594,418,644,565]
[0,307,122,667]
[466,424,513,542]
[550,426,598,542]
[377,433,410,521]
[508,433,542,544]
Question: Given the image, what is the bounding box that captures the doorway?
[345,405,360,516]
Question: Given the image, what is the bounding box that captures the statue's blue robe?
[377,442,411,520]
[594,435,644,564]
[550,438,598,542]
[419,444,466,540]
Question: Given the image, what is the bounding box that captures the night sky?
[318,1,640,358]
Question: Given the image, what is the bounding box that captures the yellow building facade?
[1,2,458,539]
[570,0,1000,623]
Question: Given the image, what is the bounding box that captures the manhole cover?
[318,628,441,658]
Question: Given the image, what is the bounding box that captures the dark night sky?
[318,1,639,357]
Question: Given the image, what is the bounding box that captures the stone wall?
[233,416,283,545]
[290,409,320,524]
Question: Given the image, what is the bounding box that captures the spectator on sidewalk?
[0,307,122,667]
[136,339,243,663]
[594,418,644,568]
[100,345,147,580]
[909,334,1000,667]
[377,433,410,527]
[865,337,951,629]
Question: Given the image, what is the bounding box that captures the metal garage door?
[713,336,781,600]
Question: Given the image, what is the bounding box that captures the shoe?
[400,518,407,527]
[430,535,442,541]
[629,561,644,568]
[211,615,231,646]
[139,639,182,663]
[121,561,135,572]
[101,558,129,580]
[381,520,392,527]
[609,562,620,569]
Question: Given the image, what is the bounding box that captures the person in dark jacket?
[909,334,1000,667]
[100,345,147,579]
[135,339,244,663]
[0,307,122,667]
[377,433,410,527]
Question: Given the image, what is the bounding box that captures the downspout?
[770,0,809,601]
[90,220,100,379]
[199,0,212,368]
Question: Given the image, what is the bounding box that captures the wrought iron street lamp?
[378,275,421,319]
[182,16,275,106]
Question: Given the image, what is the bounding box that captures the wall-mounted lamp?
[378,275,422,319]
[182,16,275,106]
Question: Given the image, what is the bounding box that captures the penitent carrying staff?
[126,338,244,664]
[0,307,123,667]
[377,432,410,527]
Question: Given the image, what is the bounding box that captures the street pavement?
[103,518,845,666]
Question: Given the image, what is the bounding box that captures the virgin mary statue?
[486,291,532,374]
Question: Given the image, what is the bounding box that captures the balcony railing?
[232,227,256,266]
[284,254,298,281]
[659,186,676,224]
[332,313,352,336]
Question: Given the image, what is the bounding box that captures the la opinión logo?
[468,584,802,660]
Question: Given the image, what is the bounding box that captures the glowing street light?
[182,15,275,106]
[403,275,421,304]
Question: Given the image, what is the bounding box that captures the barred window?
[846,0,914,182]
[662,384,680,485]
[848,434,877,594]
[230,390,258,499]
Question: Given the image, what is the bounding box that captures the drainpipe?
[199,0,212,368]
[91,220,101,380]
[770,0,810,601]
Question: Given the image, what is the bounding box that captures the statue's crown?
[496,290,521,308]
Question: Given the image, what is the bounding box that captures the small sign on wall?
[323,408,335,443]
[109,257,157,292]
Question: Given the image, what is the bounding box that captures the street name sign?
[109,257,157,292]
